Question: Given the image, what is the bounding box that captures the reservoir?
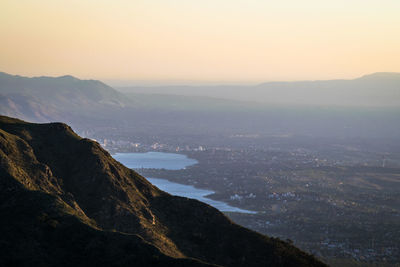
[113,152,198,170]
[113,152,256,214]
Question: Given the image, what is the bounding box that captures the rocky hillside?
[0,115,326,266]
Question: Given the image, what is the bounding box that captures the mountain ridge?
[1,71,399,119]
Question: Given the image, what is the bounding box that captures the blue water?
[113,152,198,170]
[113,152,256,214]
[147,178,256,214]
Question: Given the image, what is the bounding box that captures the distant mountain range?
[119,72,400,107]
[0,72,127,123]
[0,115,326,266]
[0,72,259,125]
[1,71,399,139]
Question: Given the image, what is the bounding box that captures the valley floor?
[98,134,400,266]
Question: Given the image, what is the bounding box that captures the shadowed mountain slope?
[0,115,326,266]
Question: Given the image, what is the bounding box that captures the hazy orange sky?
[1,0,400,83]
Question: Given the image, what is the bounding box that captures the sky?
[1,0,400,84]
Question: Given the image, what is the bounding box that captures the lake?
[113,152,198,170]
[113,152,256,214]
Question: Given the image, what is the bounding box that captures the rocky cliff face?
[0,115,326,267]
